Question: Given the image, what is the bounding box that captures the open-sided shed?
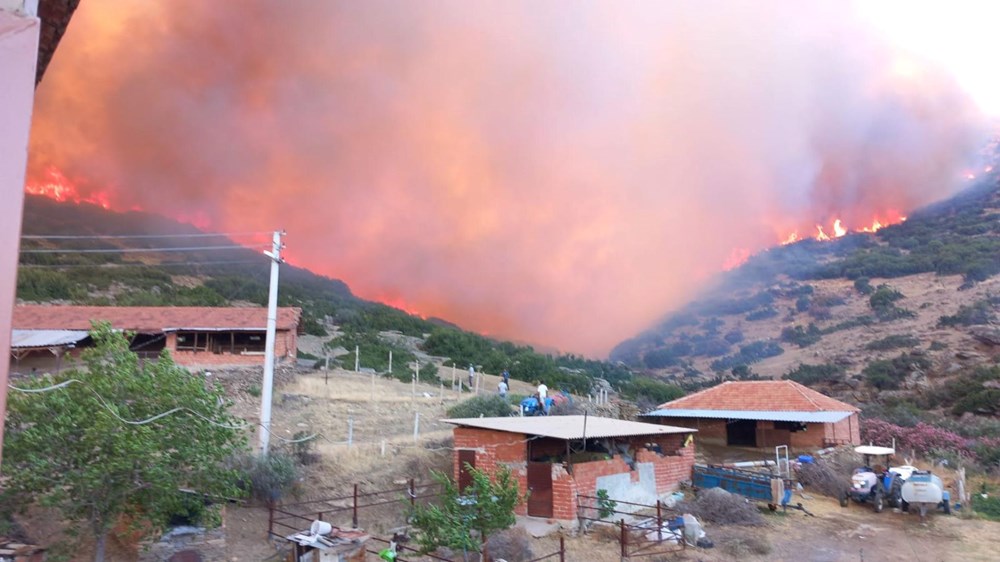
[641,380,860,449]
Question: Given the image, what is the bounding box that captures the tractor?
[839,445,915,513]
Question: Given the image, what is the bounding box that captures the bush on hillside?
[864,334,920,351]
[783,363,842,386]
[745,306,778,321]
[619,377,684,405]
[938,299,998,327]
[780,324,822,347]
[447,395,514,418]
[863,352,931,390]
[854,277,874,295]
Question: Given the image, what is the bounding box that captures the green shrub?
[619,377,684,404]
[784,364,842,385]
[236,452,299,504]
[863,353,931,390]
[854,277,874,295]
[745,306,778,321]
[780,324,822,347]
[938,299,998,327]
[447,395,514,418]
[864,334,920,351]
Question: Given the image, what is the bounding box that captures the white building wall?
[0,3,40,469]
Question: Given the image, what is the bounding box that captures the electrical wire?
[19,245,265,254]
[18,260,267,269]
[22,231,273,240]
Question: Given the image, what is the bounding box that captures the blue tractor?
[839,445,912,513]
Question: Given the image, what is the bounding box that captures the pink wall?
[0,6,40,471]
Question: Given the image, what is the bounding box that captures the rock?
[955,350,984,361]
[970,326,1000,346]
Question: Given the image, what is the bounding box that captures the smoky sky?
[27,0,985,356]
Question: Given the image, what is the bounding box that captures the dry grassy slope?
[655,273,1000,383]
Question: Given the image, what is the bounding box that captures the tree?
[2,323,247,562]
[410,464,525,561]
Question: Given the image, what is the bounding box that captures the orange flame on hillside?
[780,213,907,245]
[25,167,114,210]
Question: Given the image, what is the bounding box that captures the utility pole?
[258,230,284,456]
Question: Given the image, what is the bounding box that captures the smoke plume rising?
[27,1,986,356]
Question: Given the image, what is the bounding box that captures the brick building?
[444,415,696,522]
[641,380,860,450]
[11,305,301,370]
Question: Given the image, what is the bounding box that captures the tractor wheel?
[942,500,951,515]
[873,489,884,513]
[839,492,849,508]
[889,479,903,508]
[901,500,909,513]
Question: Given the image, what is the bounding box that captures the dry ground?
[222,368,1000,562]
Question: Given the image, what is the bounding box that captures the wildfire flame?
[781,214,907,245]
[25,167,113,210]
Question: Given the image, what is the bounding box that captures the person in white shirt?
[537,382,548,400]
[498,380,508,397]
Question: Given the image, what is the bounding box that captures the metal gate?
[526,462,553,518]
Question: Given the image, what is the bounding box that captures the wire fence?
[269,479,567,562]
[577,494,687,558]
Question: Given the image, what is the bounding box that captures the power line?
[18,260,267,269]
[21,231,272,240]
[19,245,264,254]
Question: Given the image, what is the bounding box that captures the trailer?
[693,464,794,511]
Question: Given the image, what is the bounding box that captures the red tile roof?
[657,380,858,413]
[13,305,302,333]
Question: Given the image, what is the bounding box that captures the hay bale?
[796,454,852,499]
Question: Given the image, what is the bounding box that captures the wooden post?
[389,350,393,373]
[381,439,386,456]
[355,345,360,372]
[451,363,456,389]
[440,382,444,405]
[656,500,662,542]
[414,361,419,385]
[413,411,420,442]
[559,536,565,562]
[267,503,274,537]
[348,417,354,448]
[620,519,627,558]
[352,484,359,528]
[409,478,416,508]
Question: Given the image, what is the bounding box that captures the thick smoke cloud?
[28,0,984,355]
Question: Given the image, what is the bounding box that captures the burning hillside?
[25,1,990,356]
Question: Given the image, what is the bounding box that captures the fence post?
[352,484,359,528]
[267,503,274,537]
[318,511,324,522]
[348,417,354,448]
[409,478,416,509]
[620,518,627,559]
[656,500,662,542]
[560,535,565,562]
[413,411,420,442]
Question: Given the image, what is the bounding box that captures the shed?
[641,380,860,449]
[443,415,696,522]
[12,305,301,369]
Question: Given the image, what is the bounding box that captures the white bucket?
[310,520,332,536]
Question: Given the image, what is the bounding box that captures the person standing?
[502,369,510,386]
[537,382,548,400]
[498,379,508,397]
[468,364,475,387]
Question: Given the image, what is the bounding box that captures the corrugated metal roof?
[11,329,89,349]
[442,415,695,440]
[641,409,853,423]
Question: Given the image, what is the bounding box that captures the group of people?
[470,367,551,414]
